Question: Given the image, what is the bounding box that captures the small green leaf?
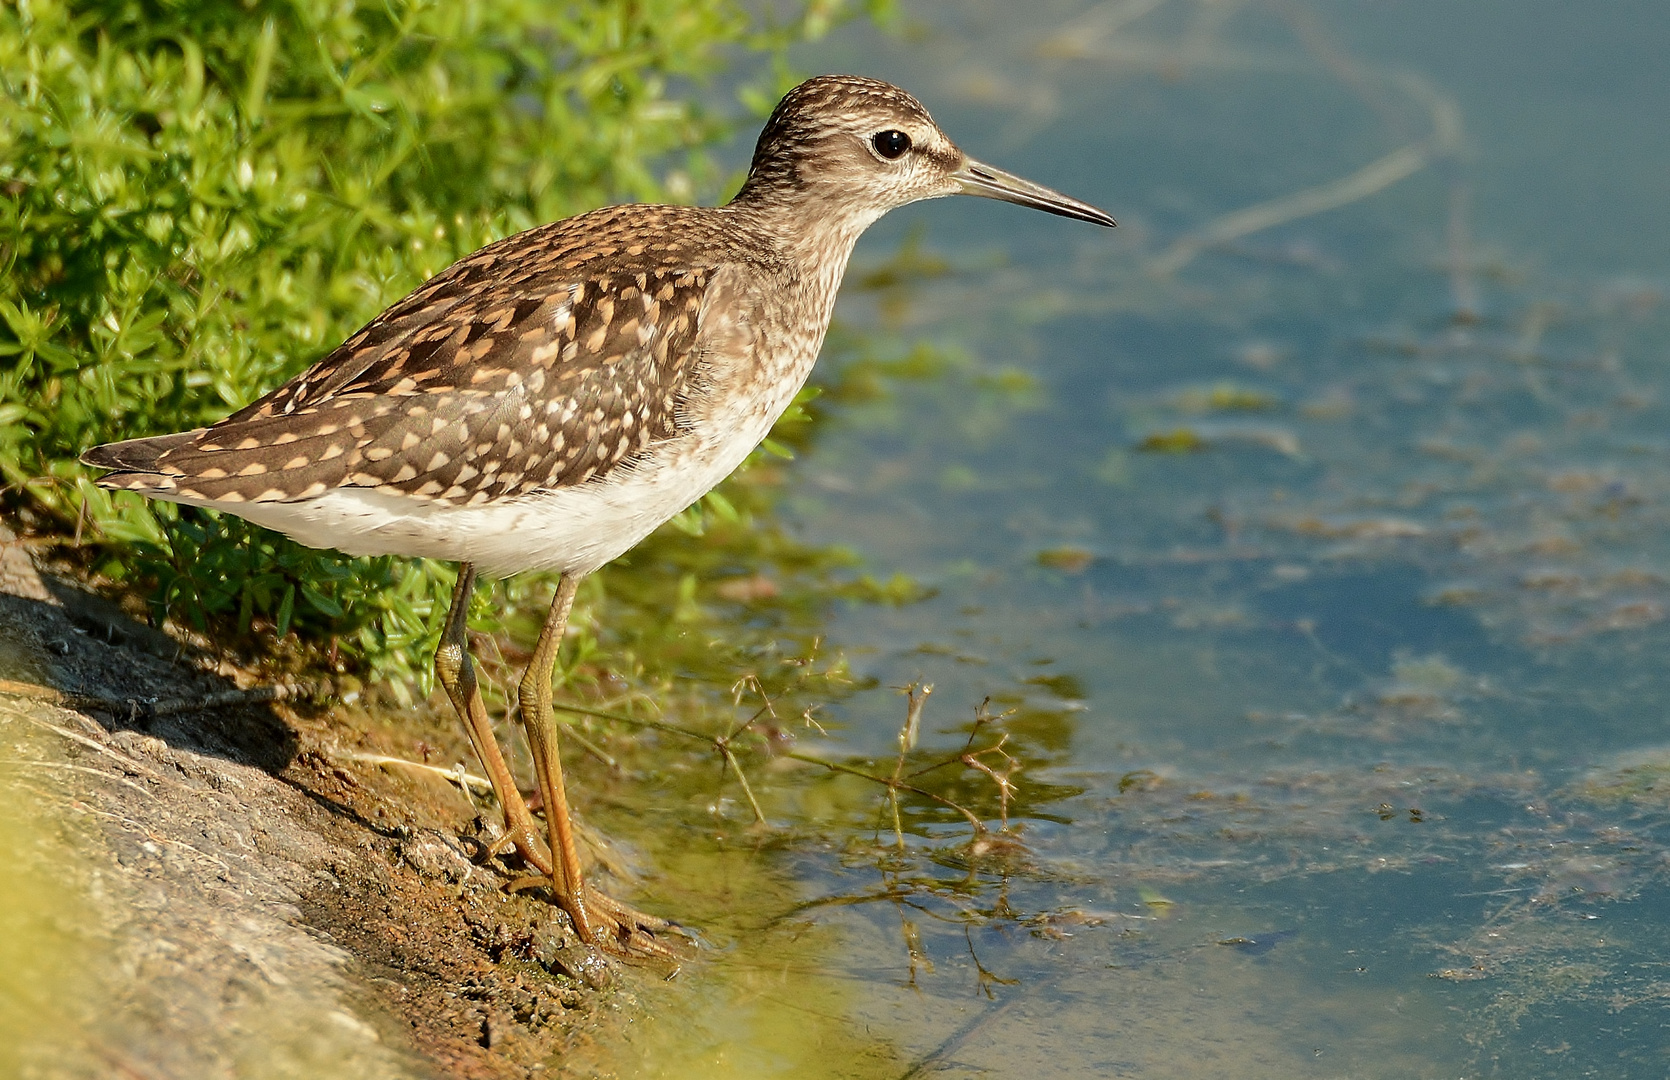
[276,583,296,637]
[299,583,343,618]
[758,437,795,460]
[703,488,739,523]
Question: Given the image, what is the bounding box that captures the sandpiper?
[83,75,1115,954]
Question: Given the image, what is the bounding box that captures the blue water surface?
[589,3,1670,1076]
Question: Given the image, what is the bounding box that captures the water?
[589,2,1670,1076]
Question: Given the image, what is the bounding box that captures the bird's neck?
[719,189,877,392]
[726,181,884,279]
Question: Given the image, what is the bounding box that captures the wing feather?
[89,223,718,508]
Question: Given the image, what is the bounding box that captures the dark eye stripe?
[872,130,911,159]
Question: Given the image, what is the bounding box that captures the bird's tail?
[81,430,205,493]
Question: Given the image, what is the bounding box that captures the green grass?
[0,0,897,701]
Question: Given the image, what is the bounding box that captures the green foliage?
[0,0,890,695]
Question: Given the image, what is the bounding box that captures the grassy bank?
[0,0,892,697]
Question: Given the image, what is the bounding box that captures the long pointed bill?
[952,158,1116,228]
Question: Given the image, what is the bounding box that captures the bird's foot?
[507,875,690,959]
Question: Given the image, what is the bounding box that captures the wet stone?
[543,939,614,990]
[397,833,474,883]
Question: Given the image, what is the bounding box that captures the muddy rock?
[0,528,629,1079]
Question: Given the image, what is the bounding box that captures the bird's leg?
[434,562,552,876]
[511,572,674,954]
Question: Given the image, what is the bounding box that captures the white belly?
[226,419,769,578]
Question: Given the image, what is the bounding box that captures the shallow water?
[589,2,1670,1076]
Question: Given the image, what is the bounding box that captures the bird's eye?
[872,130,912,160]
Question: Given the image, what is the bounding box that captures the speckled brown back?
[86,205,773,507]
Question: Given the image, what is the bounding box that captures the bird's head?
[731,75,1114,235]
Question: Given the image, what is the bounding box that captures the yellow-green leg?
[511,572,673,954]
[434,562,552,876]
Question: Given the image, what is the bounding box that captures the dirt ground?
[0,526,659,1079]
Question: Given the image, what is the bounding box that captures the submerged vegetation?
[0,0,894,694]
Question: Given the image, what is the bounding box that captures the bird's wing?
[89,222,724,508]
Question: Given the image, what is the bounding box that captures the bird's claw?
[506,875,690,959]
